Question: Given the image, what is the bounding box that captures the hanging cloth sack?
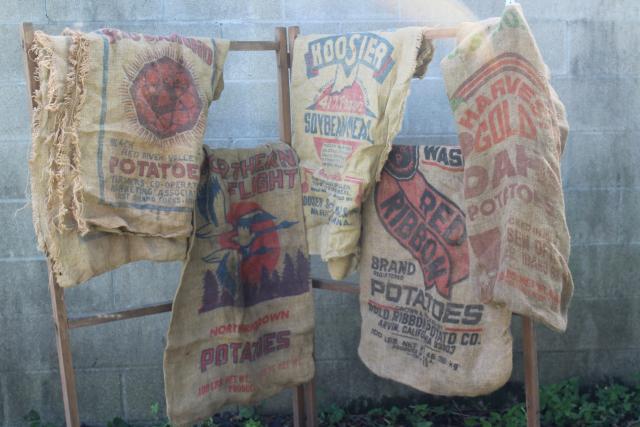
[291,28,434,279]
[441,4,573,331]
[164,144,314,426]
[358,144,513,396]
[29,29,229,287]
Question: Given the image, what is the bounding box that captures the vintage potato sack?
[291,29,434,279]
[29,30,229,287]
[441,4,573,331]
[164,144,314,425]
[358,144,512,396]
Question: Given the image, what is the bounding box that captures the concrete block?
[564,132,640,190]
[510,350,524,383]
[0,24,26,83]
[583,349,640,381]
[149,21,223,38]
[314,308,360,361]
[285,0,398,22]
[205,138,234,149]
[70,313,170,369]
[402,78,458,135]
[394,134,459,146]
[112,261,181,309]
[38,21,161,35]
[528,20,568,76]
[314,359,418,407]
[256,388,292,414]
[0,315,57,373]
[537,350,591,385]
[206,81,279,139]
[620,191,640,244]
[552,77,640,132]
[75,369,125,424]
[0,84,30,141]
[461,0,640,21]
[45,0,162,22]
[0,0,46,23]
[536,297,640,352]
[570,21,639,77]
[3,371,64,427]
[338,21,417,34]
[313,283,359,311]
[535,349,640,385]
[64,272,115,315]
[165,0,282,21]
[569,244,640,299]
[220,24,278,82]
[0,202,39,259]
[293,23,342,35]
[122,367,165,422]
[0,260,50,317]
[564,189,619,245]
[0,142,29,199]
[399,0,478,24]
[0,377,5,427]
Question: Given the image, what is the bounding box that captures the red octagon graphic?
[129,57,203,139]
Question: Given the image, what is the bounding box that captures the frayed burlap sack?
[29,30,229,287]
[358,144,512,396]
[164,144,314,426]
[441,5,573,331]
[291,29,434,279]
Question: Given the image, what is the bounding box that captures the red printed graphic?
[129,56,203,139]
[451,53,553,158]
[304,81,375,169]
[375,146,468,299]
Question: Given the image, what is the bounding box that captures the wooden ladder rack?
[21,22,540,427]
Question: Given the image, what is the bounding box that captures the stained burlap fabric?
[291,29,434,279]
[358,144,512,396]
[29,29,229,287]
[441,5,573,331]
[164,144,314,426]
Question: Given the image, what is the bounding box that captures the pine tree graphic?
[200,249,311,311]
[199,270,220,313]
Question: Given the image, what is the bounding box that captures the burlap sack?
[291,29,434,279]
[164,144,314,425]
[29,30,229,287]
[441,5,573,331]
[358,144,512,396]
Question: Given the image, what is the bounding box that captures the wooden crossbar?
[22,21,540,427]
[66,279,357,329]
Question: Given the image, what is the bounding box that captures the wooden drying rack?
[21,22,540,427]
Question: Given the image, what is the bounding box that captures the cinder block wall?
[1,0,638,425]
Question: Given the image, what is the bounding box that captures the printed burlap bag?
[291,29,434,279]
[164,144,314,425]
[29,30,229,287]
[441,5,573,332]
[358,144,512,396]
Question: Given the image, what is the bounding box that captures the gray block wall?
[0,0,638,425]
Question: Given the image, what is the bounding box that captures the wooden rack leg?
[47,260,81,427]
[292,385,306,427]
[522,317,540,427]
[283,24,318,427]
[303,378,317,427]
[275,25,310,425]
[275,26,291,145]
